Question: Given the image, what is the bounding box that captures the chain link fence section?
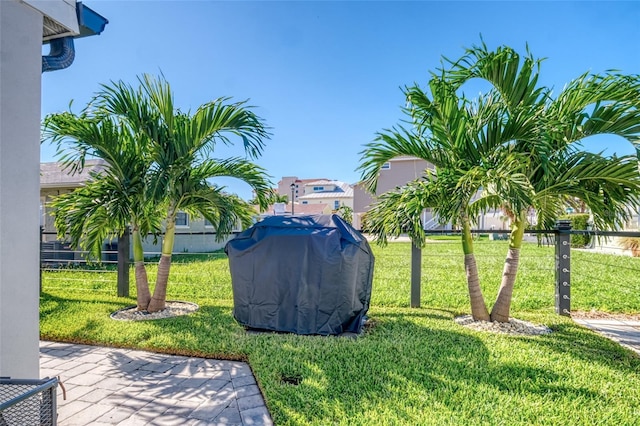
[0,377,58,426]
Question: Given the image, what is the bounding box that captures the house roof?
[299,181,353,200]
[304,179,335,186]
[257,202,329,216]
[40,160,106,188]
[295,178,329,185]
[41,2,109,42]
[388,155,427,163]
[278,177,329,186]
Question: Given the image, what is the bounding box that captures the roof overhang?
[24,0,108,42]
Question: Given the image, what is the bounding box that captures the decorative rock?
[454,315,552,335]
[110,301,199,321]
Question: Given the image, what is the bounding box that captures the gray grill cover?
[225,214,374,335]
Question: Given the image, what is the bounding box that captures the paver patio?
[39,341,272,425]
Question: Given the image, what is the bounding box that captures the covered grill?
[225,214,374,335]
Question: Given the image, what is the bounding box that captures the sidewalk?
[39,341,272,425]
[573,318,640,356]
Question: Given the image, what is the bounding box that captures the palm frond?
[364,179,437,247]
[358,126,436,193]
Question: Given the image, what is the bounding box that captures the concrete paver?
[573,318,640,355]
[40,341,273,425]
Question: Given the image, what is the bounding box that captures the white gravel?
[110,301,199,321]
[454,315,552,335]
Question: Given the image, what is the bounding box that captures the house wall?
[297,180,354,211]
[40,187,78,241]
[353,157,433,230]
[40,187,237,255]
[299,197,353,209]
[139,216,238,255]
[0,0,43,379]
[139,233,234,256]
[376,157,433,194]
[278,176,299,202]
[353,183,374,213]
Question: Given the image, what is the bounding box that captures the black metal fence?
[39,228,233,299]
[40,221,640,316]
[403,219,640,315]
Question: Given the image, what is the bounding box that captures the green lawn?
[40,241,640,425]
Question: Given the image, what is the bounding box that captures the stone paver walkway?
[39,341,272,425]
[573,318,640,356]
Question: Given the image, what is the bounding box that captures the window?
[204,219,214,228]
[381,162,391,170]
[175,212,189,227]
[302,201,308,205]
[334,200,340,209]
[313,186,325,191]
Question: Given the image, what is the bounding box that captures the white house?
[298,180,354,210]
[0,0,106,379]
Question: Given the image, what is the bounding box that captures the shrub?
[560,213,591,248]
[619,237,640,257]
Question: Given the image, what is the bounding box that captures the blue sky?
[41,1,640,200]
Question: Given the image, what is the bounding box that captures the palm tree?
[335,204,354,225]
[97,75,272,312]
[42,112,161,311]
[249,189,288,207]
[446,43,640,321]
[360,77,525,321]
[360,43,640,322]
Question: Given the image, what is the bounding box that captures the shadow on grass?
[40,292,246,358]
[144,251,228,264]
[40,292,640,424]
[519,321,640,366]
[246,310,630,424]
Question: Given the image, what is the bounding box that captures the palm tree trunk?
[132,225,151,310]
[148,214,176,312]
[462,216,490,321]
[148,254,171,312]
[490,210,526,322]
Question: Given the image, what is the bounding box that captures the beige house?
[353,156,514,231]
[41,161,237,255]
[353,156,436,230]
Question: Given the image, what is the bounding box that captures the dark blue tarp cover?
[225,214,374,335]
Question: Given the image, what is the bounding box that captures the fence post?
[555,220,571,316]
[117,227,130,297]
[39,226,44,294]
[411,241,421,308]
